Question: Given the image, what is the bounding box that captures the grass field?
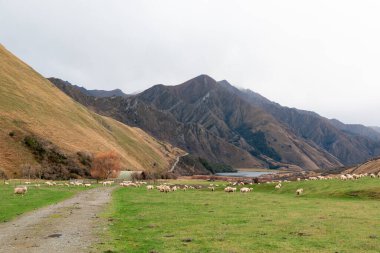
[0,181,90,222]
[100,178,380,253]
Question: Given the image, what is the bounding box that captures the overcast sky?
[1,0,380,126]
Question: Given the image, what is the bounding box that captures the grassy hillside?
[346,157,380,174]
[0,44,183,177]
[100,178,380,253]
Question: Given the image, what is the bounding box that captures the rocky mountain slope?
[0,44,183,178]
[50,75,380,171]
[221,81,380,166]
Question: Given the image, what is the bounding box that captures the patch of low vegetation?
[100,178,380,253]
[198,157,236,173]
[131,171,178,181]
[20,134,92,179]
[176,155,236,175]
[236,125,281,161]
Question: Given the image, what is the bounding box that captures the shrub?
[23,135,46,160]
[0,169,8,180]
[90,151,121,180]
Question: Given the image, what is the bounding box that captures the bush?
[131,171,177,181]
[23,135,46,160]
[0,169,8,180]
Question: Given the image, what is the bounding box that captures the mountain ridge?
[50,74,380,171]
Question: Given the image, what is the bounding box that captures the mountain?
[48,77,128,98]
[330,119,380,141]
[371,126,380,134]
[217,80,380,166]
[0,44,183,178]
[54,75,371,171]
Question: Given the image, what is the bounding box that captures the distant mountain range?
[49,78,128,98]
[49,75,380,171]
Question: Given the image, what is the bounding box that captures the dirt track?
[0,187,113,253]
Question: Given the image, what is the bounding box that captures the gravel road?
[0,187,114,253]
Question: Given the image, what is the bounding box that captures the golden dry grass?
[0,44,183,176]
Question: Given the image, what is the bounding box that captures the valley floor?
[100,178,380,253]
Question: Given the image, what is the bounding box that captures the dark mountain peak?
[48,77,128,98]
[177,74,218,90]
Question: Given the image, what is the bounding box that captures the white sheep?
[296,188,304,196]
[84,183,91,187]
[224,186,236,193]
[275,184,281,189]
[14,186,27,195]
[240,187,251,193]
[146,185,154,190]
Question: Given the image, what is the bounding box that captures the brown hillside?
[0,44,183,177]
[346,158,380,174]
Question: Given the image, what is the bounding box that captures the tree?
[90,151,121,180]
[20,164,35,179]
[0,168,8,182]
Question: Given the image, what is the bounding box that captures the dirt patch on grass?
[0,187,114,253]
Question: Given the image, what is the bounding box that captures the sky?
[1,0,380,126]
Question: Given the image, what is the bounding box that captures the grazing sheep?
[208,186,215,191]
[45,181,54,186]
[340,175,347,180]
[224,186,236,193]
[14,186,27,195]
[5,182,9,185]
[158,185,171,193]
[297,178,301,181]
[296,188,304,196]
[275,184,281,189]
[25,181,31,185]
[370,173,376,178]
[146,185,154,190]
[240,187,251,193]
[84,183,91,187]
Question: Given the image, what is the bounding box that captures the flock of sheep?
[6,171,380,197]
[8,180,96,196]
